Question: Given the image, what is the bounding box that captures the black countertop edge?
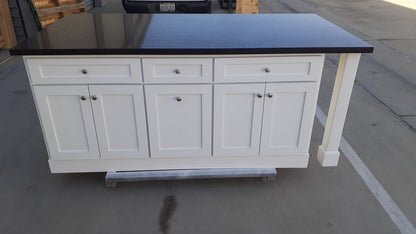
[9,47,374,56]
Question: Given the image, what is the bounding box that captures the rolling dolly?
[105,168,277,187]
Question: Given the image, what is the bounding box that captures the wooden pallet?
[0,0,17,48]
[31,0,86,28]
[236,0,258,14]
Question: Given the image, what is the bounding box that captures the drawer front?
[142,58,213,83]
[214,56,324,83]
[26,58,142,84]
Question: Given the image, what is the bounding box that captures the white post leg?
[318,53,361,166]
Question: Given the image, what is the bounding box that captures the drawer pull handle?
[265,68,271,73]
[92,95,97,100]
[176,97,182,102]
[80,96,86,101]
[268,93,273,98]
[257,93,263,98]
[81,69,88,75]
[175,69,181,75]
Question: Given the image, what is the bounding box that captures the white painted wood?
[48,154,309,173]
[89,85,149,159]
[145,84,212,157]
[317,53,361,166]
[213,84,265,156]
[260,82,319,155]
[215,55,324,83]
[24,54,332,173]
[142,58,212,83]
[33,86,99,160]
[26,58,142,84]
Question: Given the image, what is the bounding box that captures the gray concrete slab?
[356,54,416,117]
[0,50,10,63]
[279,0,416,41]
[402,116,416,130]
[343,120,416,227]
[169,153,399,233]
[380,39,416,60]
[317,55,416,227]
[169,139,399,234]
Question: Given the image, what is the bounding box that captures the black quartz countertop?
[9,13,373,55]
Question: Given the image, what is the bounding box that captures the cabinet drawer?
[214,56,324,83]
[142,58,213,83]
[26,58,142,84]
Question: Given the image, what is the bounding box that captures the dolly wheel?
[106,181,117,188]
[261,176,276,182]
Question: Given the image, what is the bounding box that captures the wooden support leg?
[318,53,361,166]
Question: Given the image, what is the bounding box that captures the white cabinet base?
[49,154,309,173]
[24,54,332,173]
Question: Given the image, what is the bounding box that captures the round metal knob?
[265,68,271,73]
[81,69,88,75]
[175,69,181,75]
[80,96,86,101]
[176,97,182,102]
[257,93,263,98]
[267,93,273,98]
[92,95,97,100]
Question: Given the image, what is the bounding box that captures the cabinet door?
[89,85,149,159]
[260,83,318,155]
[213,84,265,156]
[145,85,212,157]
[33,86,99,160]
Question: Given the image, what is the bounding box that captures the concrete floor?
[1,0,416,233]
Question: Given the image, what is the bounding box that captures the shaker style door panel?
[213,84,265,156]
[33,86,99,160]
[145,85,212,157]
[89,85,149,159]
[26,58,142,84]
[260,83,318,155]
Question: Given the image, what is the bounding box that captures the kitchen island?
[10,13,373,173]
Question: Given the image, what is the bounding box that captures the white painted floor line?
[315,106,416,234]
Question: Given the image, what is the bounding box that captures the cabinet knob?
[265,68,271,73]
[81,69,88,75]
[175,69,181,75]
[176,97,182,102]
[80,96,86,101]
[257,93,263,98]
[92,95,97,100]
[267,93,273,98]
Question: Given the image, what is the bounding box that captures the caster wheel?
[106,181,117,188]
[261,176,276,182]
